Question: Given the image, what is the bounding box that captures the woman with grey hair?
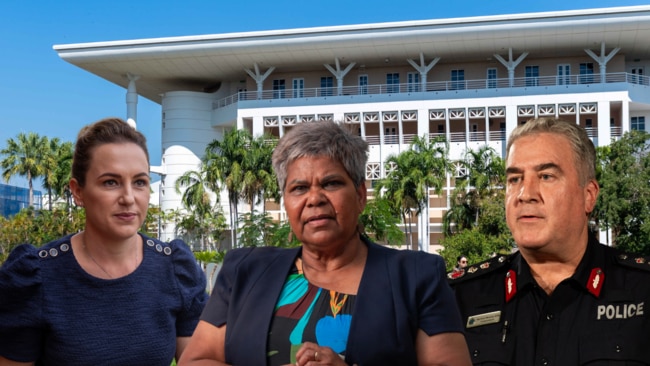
[180,121,470,366]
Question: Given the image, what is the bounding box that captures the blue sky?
[1,0,648,189]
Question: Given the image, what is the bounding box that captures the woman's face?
[71,142,150,242]
[283,156,367,249]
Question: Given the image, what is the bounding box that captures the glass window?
[579,63,594,84]
[631,67,645,85]
[407,72,420,92]
[272,79,285,99]
[385,127,397,144]
[525,66,539,87]
[557,64,571,85]
[292,78,304,98]
[386,73,400,93]
[487,68,497,88]
[359,75,368,95]
[320,77,333,97]
[451,69,465,90]
[631,116,646,131]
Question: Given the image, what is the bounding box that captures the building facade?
[55,6,650,252]
[0,183,42,218]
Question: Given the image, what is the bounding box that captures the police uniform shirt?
[449,236,650,365]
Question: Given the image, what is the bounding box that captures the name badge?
[466,311,501,328]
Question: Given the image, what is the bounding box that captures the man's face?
[505,133,598,254]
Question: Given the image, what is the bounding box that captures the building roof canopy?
[54,6,650,103]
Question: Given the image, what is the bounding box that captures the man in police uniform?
[449,118,650,365]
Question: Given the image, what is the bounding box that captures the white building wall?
[159,91,221,241]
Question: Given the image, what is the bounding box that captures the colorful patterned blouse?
[267,258,356,366]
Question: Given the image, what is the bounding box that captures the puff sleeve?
[170,239,209,337]
[0,244,44,362]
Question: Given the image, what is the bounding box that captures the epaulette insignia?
[448,254,512,284]
[616,253,650,272]
[447,269,465,279]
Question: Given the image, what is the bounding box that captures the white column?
[597,100,611,147]
[621,101,630,134]
[126,73,140,129]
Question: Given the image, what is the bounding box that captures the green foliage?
[268,221,302,248]
[193,250,226,264]
[438,228,513,272]
[360,197,404,245]
[238,210,279,248]
[0,207,85,263]
[595,130,650,255]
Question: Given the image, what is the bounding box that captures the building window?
[359,75,368,95]
[525,66,539,87]
[487,68,497,88]
[557,64,571,85]
[272,79,285,99]
[631,67,645,85]
[407,72,420,92]
[385,127,397,144]
[579,63,594,84]
[451,69,465,90]
[292,78,304,98]
[386,73,400,93]
[631,116,646,131]
[320,76,333,97]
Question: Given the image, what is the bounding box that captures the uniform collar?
[508,234,606,301]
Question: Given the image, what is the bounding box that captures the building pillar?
[126,73,140,129]
[597,100,611,147]
[158,91,219,243]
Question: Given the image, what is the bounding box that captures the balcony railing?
[213,72,649,109]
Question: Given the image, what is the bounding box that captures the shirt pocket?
[465,328,514,365]
[579,333,650,365]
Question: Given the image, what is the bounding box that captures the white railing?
[213,72,649,110]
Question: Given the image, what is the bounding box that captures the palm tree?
[240,134,279,212]
[377,135,450,250]
[41,139,74,210]
[204,128,251,248]
[175,168,216,251]
[1,132,49,207]
[444,145,504,234]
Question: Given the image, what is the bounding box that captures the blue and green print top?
[267,258,355,366]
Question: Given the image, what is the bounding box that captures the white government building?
[55,6,650,252]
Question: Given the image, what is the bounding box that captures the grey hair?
[506,118,596,185]
[272,121,368,192]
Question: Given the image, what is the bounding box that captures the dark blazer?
[201,238,463,366]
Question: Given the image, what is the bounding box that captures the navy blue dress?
[0,234,208,365]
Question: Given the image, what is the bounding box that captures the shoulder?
[2,235,75,272]
[447,253,515,285]
[223,246,296,268]
[610,248,650,274]
[366,237,443,264]
[0,237,75,293]
[1,243,41,280]
[142,234,180,258]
